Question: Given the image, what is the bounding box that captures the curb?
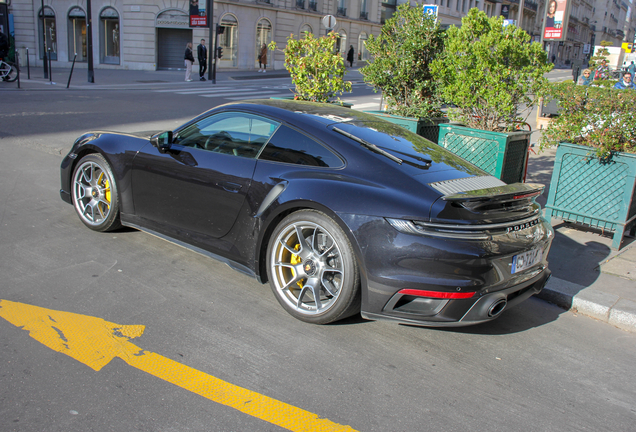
[539,276,636,333]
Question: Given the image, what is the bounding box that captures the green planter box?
[545,143,636,250]
[363,111,448,144]
[437,123,531,184]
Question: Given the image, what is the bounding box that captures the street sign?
[423,5,438,18]
[322,14,337,30]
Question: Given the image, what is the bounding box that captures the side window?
[175,112,279,158]
[259,126,343,167]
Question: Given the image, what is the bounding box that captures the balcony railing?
[360,11,368,20]
[258,0,271,3]
[337,7,347,16]
[296,0,305,8]
[308,0,317,11]
[616,29,625,38]
[524,0,538,12]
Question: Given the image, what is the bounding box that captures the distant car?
[60,100,553,326]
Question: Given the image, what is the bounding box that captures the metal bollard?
[26,47,30,80]
[67,53,77,89]
[48,48,52,82]
[16,51,20,89]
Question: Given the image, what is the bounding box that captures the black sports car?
[60,100,553,326]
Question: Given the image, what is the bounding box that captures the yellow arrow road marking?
[0,299,356,432]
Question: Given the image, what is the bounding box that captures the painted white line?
[153,86,234,93]
[175,88,256,95]
[224,93,291,100]
[201,90,281,98]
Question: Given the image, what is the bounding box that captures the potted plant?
[539,81,636,250]
[430,8,553,183]
[269,32,352,105]
[360,4,447,143]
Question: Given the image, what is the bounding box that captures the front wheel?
[1,62,18,82]
[71,154,122,232]
[266,210,361,324]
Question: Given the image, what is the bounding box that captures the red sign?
[543,0,568,40]
[189,0,208,27]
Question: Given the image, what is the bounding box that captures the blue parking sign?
[423,5,439,17]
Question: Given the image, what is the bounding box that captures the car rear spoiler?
[441,183,545,203]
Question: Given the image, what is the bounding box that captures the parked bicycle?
[0,58,18,82]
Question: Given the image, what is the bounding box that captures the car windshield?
[329,121,483,175]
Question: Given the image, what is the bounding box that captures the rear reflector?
[398,289,475,299]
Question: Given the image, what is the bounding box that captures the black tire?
[71,154,122,232]
[3,62,18,82]
[266,210,361,324]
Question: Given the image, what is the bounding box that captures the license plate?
[512,247,543,274]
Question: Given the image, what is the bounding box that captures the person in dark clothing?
[0,32,9,59]
[347,45,354,68]
[197,39,207,81]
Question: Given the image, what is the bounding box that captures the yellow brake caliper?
[290,244,305,289]
[98,172,111,211]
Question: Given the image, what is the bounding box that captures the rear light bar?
[398,289,475,299]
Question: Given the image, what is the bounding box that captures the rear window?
[259,125,343,168]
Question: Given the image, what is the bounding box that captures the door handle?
[218,181,242,193]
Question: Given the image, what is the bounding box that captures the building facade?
[9,0,386,71]
[4,0,635,71]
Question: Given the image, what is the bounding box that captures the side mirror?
[150,131,173,151]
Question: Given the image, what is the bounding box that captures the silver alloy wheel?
[270,221,345,316]
[72,160,113,227]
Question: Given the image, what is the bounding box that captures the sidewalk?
[4,65,635,332]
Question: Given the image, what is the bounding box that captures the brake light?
[398,289,475,299]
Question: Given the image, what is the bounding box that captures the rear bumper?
[362,268,551,327]
[339,214,554,327]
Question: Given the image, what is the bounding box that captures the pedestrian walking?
[197,39,207,81]
[628,61,635,82]
[184,42,194,82]
[613,71,636,90]
[258,43,267,73]
[347,45,354,68]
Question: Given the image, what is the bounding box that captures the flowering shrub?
[540,81,636,158]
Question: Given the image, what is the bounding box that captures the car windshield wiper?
[333,127,403,165]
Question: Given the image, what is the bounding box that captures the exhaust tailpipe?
[488,299,507,318]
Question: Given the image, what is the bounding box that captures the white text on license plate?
[512,248,542,274]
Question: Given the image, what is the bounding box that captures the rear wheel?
[71,154,122,232]
[266,210,360,324]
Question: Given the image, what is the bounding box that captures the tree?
[361,4,444,118]
[589,40,612,70]
[430,8,553,131]
[271,32,351,103]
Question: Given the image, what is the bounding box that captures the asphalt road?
[1,82,635,432]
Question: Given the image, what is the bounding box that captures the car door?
[131,111,279,239]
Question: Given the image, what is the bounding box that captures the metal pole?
[67,53,77,88]
[213,24,219,83]
[41,0,48,79]
[86,0,94,83]
[16,51,20,89]
[207,0,215,83]
[48,48,52,82]
[26,47,30,79]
